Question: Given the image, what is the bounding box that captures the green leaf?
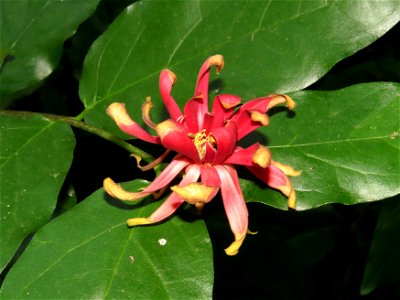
[360,197,400,295]
[0,113,75,272]
[79,0,400,137]
[0,0,99,106]
[0,181,213,299]
[243,82,400,210]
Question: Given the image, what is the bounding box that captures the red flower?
[104,55,300,255]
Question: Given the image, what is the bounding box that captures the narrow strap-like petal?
[193,55,225,128]
[215,165,248,255]
[159,70,183,121]
[107,102,160,144]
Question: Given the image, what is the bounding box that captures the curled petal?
[103,155,191,201]
[250,111,269,126]
[248,161,298,209]
[159,69,183,121]
[107,103,160,144]
[266,94,296,110]
[211,94,241,128]
[141,97,156,128]
[215,165,248,256]
[156,120,200,161]
[193,55,225,127]
[230,97,271,140]
[225,232,246,256]
[272,160,302,177]
[195,54,224,99]
[252,145,271,168]
[104,177,149,201]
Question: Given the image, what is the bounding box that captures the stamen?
[193,129,208,160]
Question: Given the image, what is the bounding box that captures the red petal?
[159,70,183,121]
[230,97,271,140]
[211,121,238,164]
[211,94,241,128]
[214,165,248,238]
[157,122,199,162]
[149,164,201,222]
[183,96,204,132]
[247,161,288,188]
[141,155,192,193]
[200,165,221,187]
[224,144,259,166]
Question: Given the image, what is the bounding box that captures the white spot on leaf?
[158,238,167,246]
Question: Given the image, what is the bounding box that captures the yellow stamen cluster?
[189,130,216,160]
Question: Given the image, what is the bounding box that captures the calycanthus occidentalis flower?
[104,55,301,255]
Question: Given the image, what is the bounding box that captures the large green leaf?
[243,82,400,210]
[0,0,99,106]
[360,197,400,295]
[0,181,213,299]
[79,0,400,137]
[0,113,75,272]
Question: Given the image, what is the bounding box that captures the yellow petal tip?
[127,218,153,226]
[224,233,246,256]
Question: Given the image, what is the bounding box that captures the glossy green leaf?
[243,82,400,210]
[360,197,400,295]
[0,113,75,272]
[0,0,99,106]
[79,0,400,137]
[0,181,213,299]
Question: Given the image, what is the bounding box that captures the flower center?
[191,129,216,161]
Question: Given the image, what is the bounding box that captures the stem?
[0,110,155,164]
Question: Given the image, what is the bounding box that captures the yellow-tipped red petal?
[159,69,182,121]
[208,54,224,74]
[225,232,246,256]
[106,102,159,144]
[252,145,271,168]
